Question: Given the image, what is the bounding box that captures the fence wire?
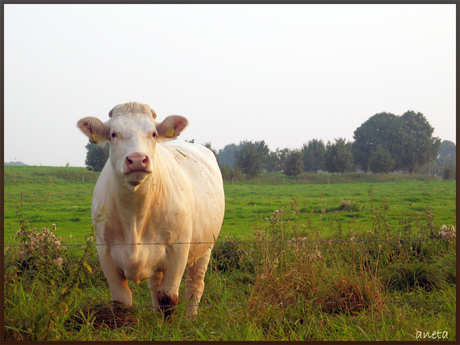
[4,236,455,248]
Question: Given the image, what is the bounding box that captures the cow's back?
[161,140,225,245]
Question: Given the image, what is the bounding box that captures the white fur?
[78,103,225,316]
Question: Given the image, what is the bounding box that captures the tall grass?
[4,196,456,341]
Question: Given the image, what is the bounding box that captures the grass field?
[3,166,457,341]
[3,166,456,244]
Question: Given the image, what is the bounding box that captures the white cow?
[77,102,225,316]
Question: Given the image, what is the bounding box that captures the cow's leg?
[98,250,132,306]
[147,271,163,313]
[185,249,212,316]
[156,245,189,317]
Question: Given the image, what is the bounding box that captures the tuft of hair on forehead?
[109,101,157,119]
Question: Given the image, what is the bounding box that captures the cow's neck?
[110,157,166,243]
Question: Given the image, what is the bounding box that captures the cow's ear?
[77,117,110,144]
[157,115,188,142]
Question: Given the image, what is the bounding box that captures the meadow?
[3,166,456,244]
[3,166,457,341]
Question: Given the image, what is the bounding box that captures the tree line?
[84,110,456,179]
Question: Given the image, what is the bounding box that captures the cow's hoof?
[158,291,178,317]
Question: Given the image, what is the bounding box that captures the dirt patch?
[70,302,138,330]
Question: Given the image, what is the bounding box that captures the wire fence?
[4,236,456,248]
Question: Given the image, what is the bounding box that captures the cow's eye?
[111,132,117,138]
[152,132,157,138]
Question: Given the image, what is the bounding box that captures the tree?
[265,151,281,173]
[301,139,325,172]
[234,140,269,178]
[203,142,218,161]
[352,112,402,172]
[368,146,395,175]
[218,143,241,169]
[352,111,441,173]
[85,143,109,172]
[438,140,456,160]
[324,138,354,174]
[397,111,441,174]
[416,140,456,176]
[284,150,304,177]
[264,148,289,173]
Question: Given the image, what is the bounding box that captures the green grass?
[222,177,455,240]
[3,166,456,341]
[4,166,98,245]
[4,166,456,245]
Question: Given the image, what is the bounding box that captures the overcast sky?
[4,4,456,167]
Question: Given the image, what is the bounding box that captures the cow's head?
[77,102,188,190]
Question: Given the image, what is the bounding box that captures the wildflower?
[289,237,307,243]
[350,230,356,241]
[55,257,63,266]
[439,224,456,240]
[18,251,26,261]
[307,249,322,261]
[52,224,56,231]
[53,240,61,247]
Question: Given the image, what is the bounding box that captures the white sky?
[4,4,456,167]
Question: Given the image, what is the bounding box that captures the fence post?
[82,174,85,183]
[21,192,23,207]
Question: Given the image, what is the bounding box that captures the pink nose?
[125,153,150,172]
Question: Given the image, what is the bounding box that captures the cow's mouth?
[126,170,151,184]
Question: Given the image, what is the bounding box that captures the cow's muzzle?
[124,153,151,183]
[126,153,150,172]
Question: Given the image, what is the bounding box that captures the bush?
[338,199,361,212]
[382,261,444,292]
[212,237,254,273]
[443,166,456,180]
[5,220,68,273]
[219,164,243,181]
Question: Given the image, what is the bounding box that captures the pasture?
[3,166,457,341]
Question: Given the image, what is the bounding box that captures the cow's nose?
[125,153,150,172]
